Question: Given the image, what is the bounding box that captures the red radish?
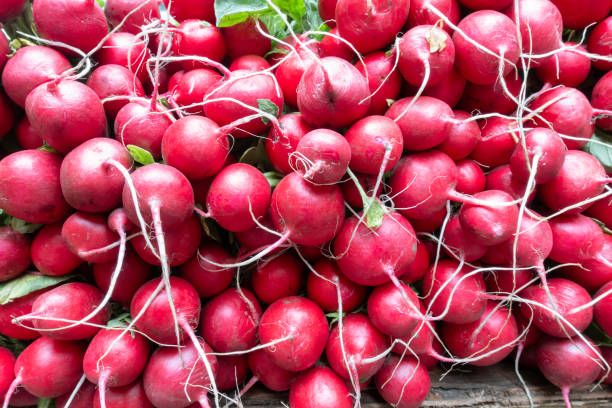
[0,92,13,139]
[0,290,44,340]
[563,235,612,291]
[368,282,421,337]
[162,0,214,23]
[588,17,612,71]
[266,113,313,174]
[275,39,321,108]
[55,380,96,408]
[179,242,235,298]
[510,128,566,185]
[306,258,367,312]
[385,96,453,151]
[539,150,607,214]
[221,18,271,60]
[408,0,460,33]
[93,380,152,408]
[374,355,431,408]
[297,57,370,128]
[442,215,487,262]
[289,366,352,408]
[453,11,520,85]
[15,117,44,149]
[602,347,612,385]
[86,64,145,119]
[0,348,14,397]
[594,280,612,337]
[398,240,430,283]
[234,212,279,251]
[549,214,605,264]
[341,173,383,208]
[97,32,150,82]
[586,196,612,229]
[25,79,107,154]
[355,51,402,115]
[0,150,70,224]
[503,0,563,57]
[536,43,591,87]
[131,276,202,345]
[421,68,465,108]
[334,212,417,286]
[458,190,519,246]
[270,172,345,246]
[62,213,119,263]
[1,45,71,108]
[536,336,602,407]
[229,55,271,71]
[60,138,132,213]
[520,278,593,338]
[423,260,487,323]
[93,248,152,306]
[200,288,261,352]
[319,28,353,61]
[529,86,594,150]
[459,72,521,115]
[258,296,329,372]
[515,310,543,347]
[459,0,511,8]
[345,115,403,175]
[398,24,455,88]
[31,223,82,276]
[143,339,217,408]
[293,129,351,184]
[470,117,518,168]
[114,101,173,159]
[592,71,612,132]
[204,70,283,138]
[4,388,38,407]
[104,0,160,34]
[246,349,296,392]
[550,0,612,29]
[442,302,518,366]
[485,269,534,295]
[32,0,108,54]
[169,68,221,115]
[335,0,409,54]
[326,314,388,381]
[455,159,486,195]
[4,337,84,400]
[486,165,536,203]
[252,253,304,304]
[215,355,249,391]
[438,111,481,160]
[172,19,226,70]
[318,0,336,25]
[0,227,29,282]
[0,0,26,22]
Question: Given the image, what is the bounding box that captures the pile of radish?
[0,0,611,407]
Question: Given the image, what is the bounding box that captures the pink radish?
[62,212,119,263]
[172,19,226,70]
[455,159,486,195]
[421,68,466,108]
[407,0,460,33]
[215,355,249,391]
[374,355,431,408]
[168,68,221,115]
[0,92,14,139]
[398,240,430,283]
[114,101,173,159]
[306,258,367,313]
[503,0,563,57]
[162,0,214,23]
[252,253,304,305]
[93,380,152,408]
[549,0,612,29]
[275,39,321,108]
[179,242,235,298]
[104,0,160,34]
[0,0,26,22]
[470,117,518,168]
[234,212,279,251]
[368,282,421,337]
[221,18,271,60]
[354,51,402,116]
[293,129,351,184]
[266,113,313,174]
[31,223,82,276]
[97,32,150,82]
[592,71,612,132]
[247,349,297,392]
[536,43,591,87]
[438,111,481,160]
[55,380,96,408]
[341,173,383,208]
[86,64,145,119]
[594,280,612,337]
[319,28,353,61]
[486,165,536,203]
[549,213,605,265]
[509,128,566,184]
[289,366,352,408]
[458,190,519,246]
[15,117,44,149]
[485,269,534,295]
[459,72,521,115]
[0,227,30,282]
[0,289,44,340]
[563,235,612,292]
[459,0,511,9]
[588,16,612,71]
[0,348,14,397]
[442,214,488,262]
[230,54,271,72]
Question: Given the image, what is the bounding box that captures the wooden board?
[240,363,612,407]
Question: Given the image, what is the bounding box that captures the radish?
[216,355,249,391]
[162,0,214,23]
[407,0,460,34]
[438,111,481,161]
[60,138,132,213]
[368,282,421,337]
[536,336,602,408]
[93,248,152,306]
[442,302,518,366]
[549,214,605,265]
[62,212,119,263]
[252,253,304,305]
[221,18,271,60]
[374,355,431,408]
[55,380,96,408]
[200,288,261,352]
[0,0,26,22]
[594,280,612,337]
[335,0,409,54]
[0,150,70,224]
[93,380,152,408]
[459,72,521,115]
[398,24,455,88]
[25,79,107,154]
[86,64,145,119]
[306,258,367,312]
[319,28,353,61]
[421,68,466,108]
[2,337,84,402]
[143,338,217,408]
[296,56,370,128]
[563,235,612,291]
[289,366,352,408]
[345,115,403,175]
[234,212,279,251]
[258,296,329,372]
[97,32,150,82]
[270,171,345,246]
[341,173,383,208]
[592,71,612,132]
[470,117,518,168]
[455,159,486,195]
[459,0,511,9]
[486,165,535,203]
[275,38,320,108]
[172,19,226,70]
[0,348,14,397]
[266,113,313,174]
[520,278,593,337]
[114,101,173,159]
[293,129,351,184]
[385,96,453,151]
[15,117,43,149]
[485,269,534,295]
[549,0,612,29]
[442,215,487,262]
[1,45,71,108]
[104,0,160,34]
[354,51,402,116]
[243,349,296,394]
[0,289,44,340]
[32,0,108,54]
[168,68,221,115]
[538,150,608,214]
[452,10,520,85]
[0,92,13,140]
[535,43,591,87]
[229,55,270,71]
[586,196,612,229]
[31,223,82,276]
[318,0,336,25]
[509,128,566,185]
[398,240,430,283]
[333,212,417,286]
[588,16,612,71]
[0,227,30,282]
[458,190,519,246]
[83,329,150,407]
[179,242,235,298]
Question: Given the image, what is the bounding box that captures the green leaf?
[302,0,324,32]
[0,273,74,305]
[37,398,54,408]
[257,99,279,124]
[8,217,42,234]
[215,0,269,27]
[263,171,283,188]
[0,334,28,355]
[38,143,56,153]
[96,0,105,7]
[127,145,155,166]
[239,139,270,168]
[584,129,612,172]
[366,200,385,229]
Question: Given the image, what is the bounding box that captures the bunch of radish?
[0,0,611,407]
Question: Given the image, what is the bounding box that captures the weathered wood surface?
[240,363,612,407]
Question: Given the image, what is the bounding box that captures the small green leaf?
[37,398,54,408]
[8,217,42,234]
[127,145,155,166]
[365,200,385,229]
[263,171,283,188]
[238,140,270,168]
[38,143,56,153]
[584,129,612,172]
[0,334,28,355]
[257,99,279,124]
[215,0,269,27]
[0,273,73,305]
[96,0,105,7]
